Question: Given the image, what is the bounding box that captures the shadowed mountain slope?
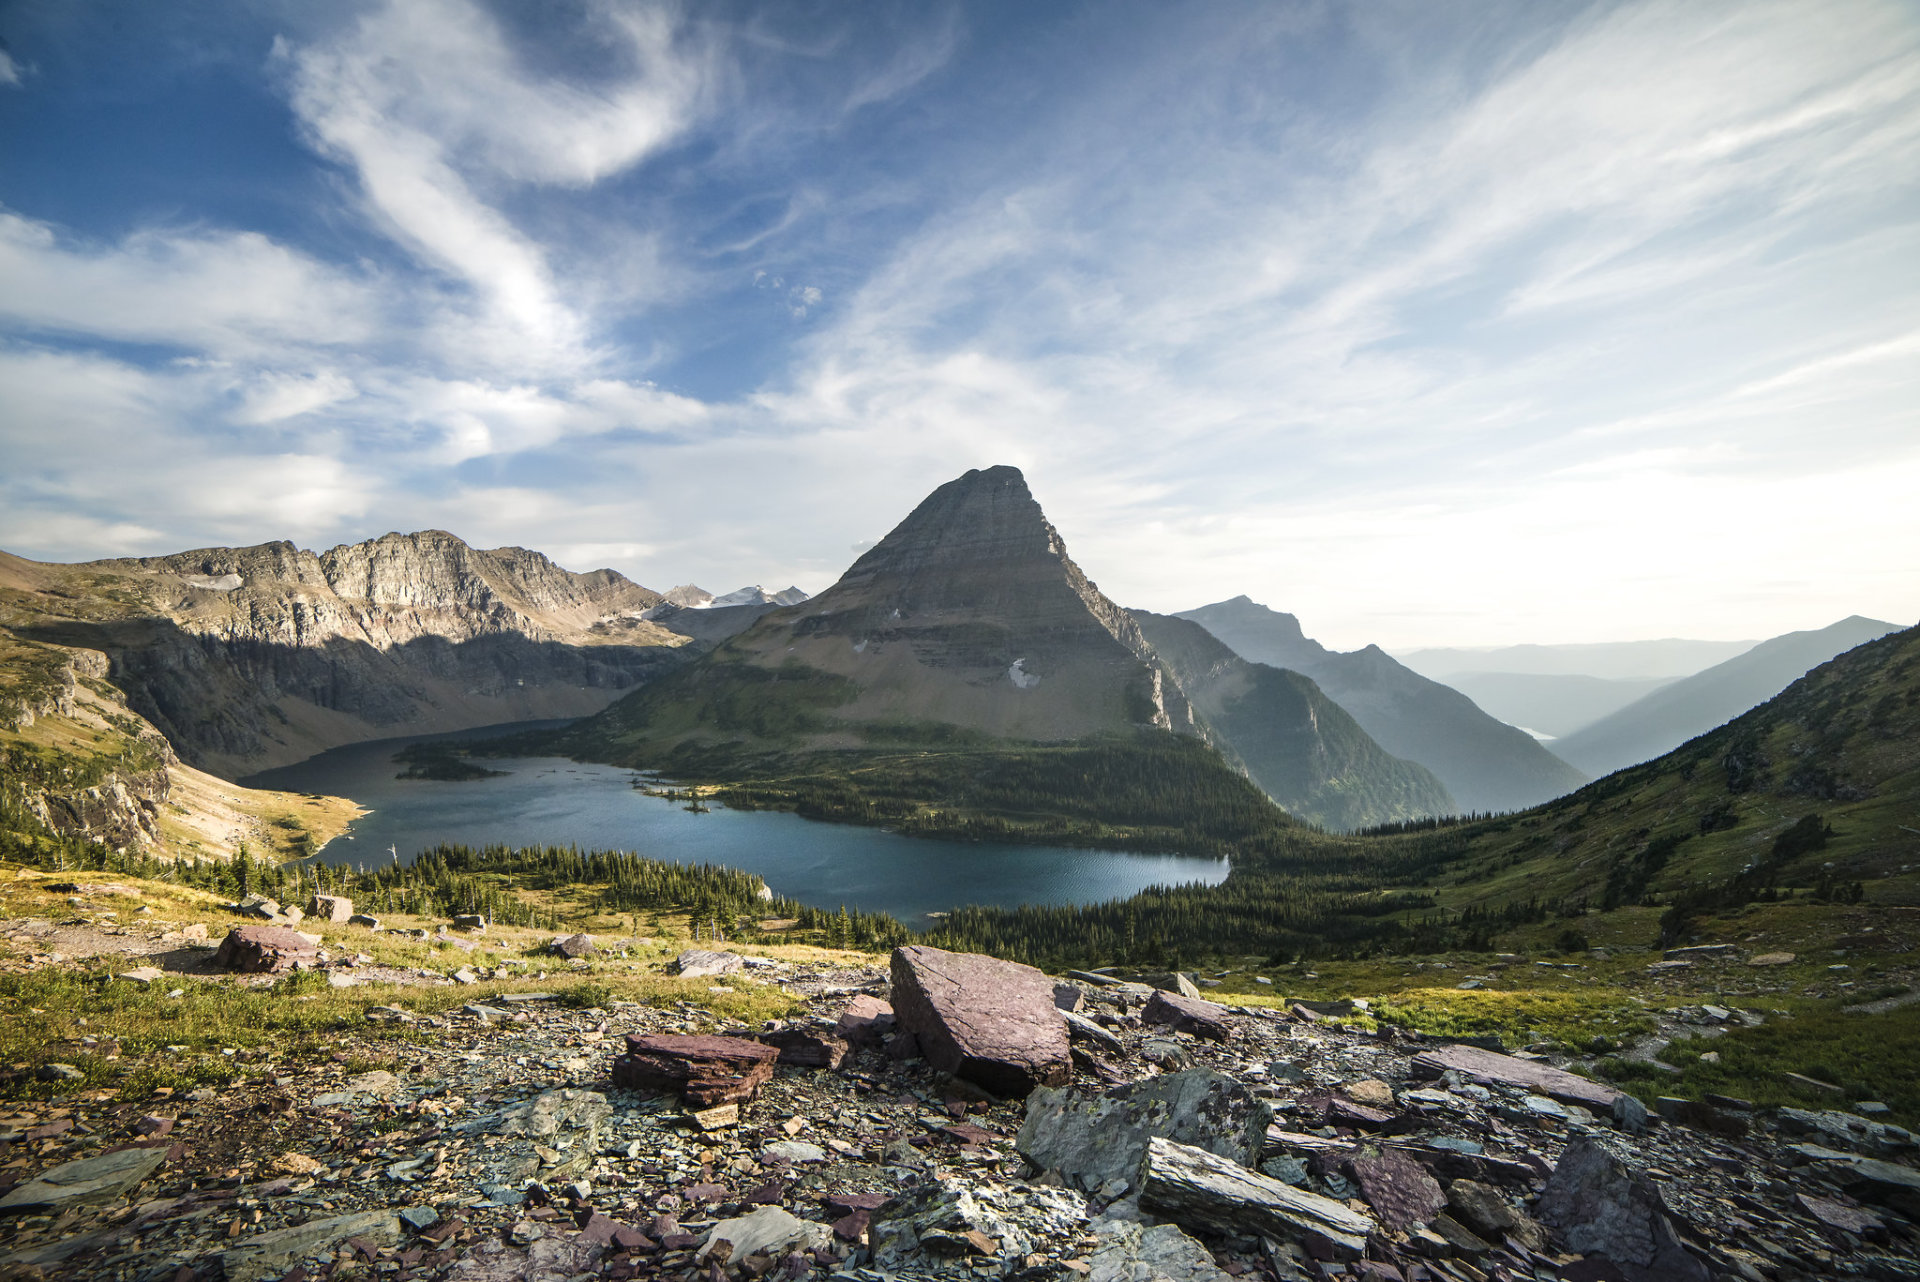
[1550,616,1906,777]
[1176,597,1587,814]
[1132,611,1455,831]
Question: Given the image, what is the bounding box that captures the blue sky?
[1,0,1916,649]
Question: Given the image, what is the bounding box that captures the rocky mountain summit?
[3,934,1915,1282]
[562,467,1466,832]
[0,533,694,776]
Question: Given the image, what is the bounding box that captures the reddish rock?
[1345,1151,1445,1230]
[889,946,1071,1097]
[834,995,895,1048]
[757,1028,849,1070]
[611,1034,778,1107]
[1141,990,1234,1041]
[1410,1043,1624,1112]
[212,925,319,974]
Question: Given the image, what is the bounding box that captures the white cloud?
[280,0,710,374]
[0,212,379,357]
[0,49,23,88]
[232,370,359,425]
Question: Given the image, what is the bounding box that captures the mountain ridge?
[1550,614,1907,777]
[1175,596,1588,813]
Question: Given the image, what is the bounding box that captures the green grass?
[1603,999,1920,1129]
[1369,986,1656,1052]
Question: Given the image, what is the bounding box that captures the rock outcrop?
[211,924,320,973]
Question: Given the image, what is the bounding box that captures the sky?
[1,0,1916,651]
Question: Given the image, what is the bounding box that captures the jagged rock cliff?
[0,533,692,777]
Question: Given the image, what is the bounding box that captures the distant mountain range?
[1549,615,1906,776]
[1433,672,1676,741]
[1397,638,1758,681]
[659,584,811,609]
[1174,597,1588,814]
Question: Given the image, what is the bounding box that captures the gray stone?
[1613,1092,1651,1134]
[1537,1138,1709,1282]
[1777,1107,1915,1157]
[0,1146,168,1214]
[1141,971,1203,1000]
[890,945,1071,1097]
[676,948,745,978]
[347,913,381,929]
[550,932,597,958]
[1060,1008,1123,1055]
[1412,1042,1624,1111]
[1017,1069,1272,1198]
[453,1089,612,1185]
[399,1205,440,1231]
[762,1140,828,1164]
[1086,1217,1237,1282]
[872,1178,1087,1268]
[1139,1136,1375,1260]
[220,1209,401,1282]
[697,1206,834,1263]
[309,894,354,923]
[1053,983,1086,1013]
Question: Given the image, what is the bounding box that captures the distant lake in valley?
[241,721,1229,925]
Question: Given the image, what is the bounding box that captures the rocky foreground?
[3,941,1918,1282]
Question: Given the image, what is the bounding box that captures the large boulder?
[307,894,353,923]
[1016,1069,1271,1199]
[1140,990,1234,1041]
[1536,1139,1709,1282]
[0,1147,169,1214]
[212,925,319,973]
[889,946,1071,1096]
[612,1034,779,1107]
[677,949,745,979]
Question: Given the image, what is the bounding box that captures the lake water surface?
[241,723,1229,924]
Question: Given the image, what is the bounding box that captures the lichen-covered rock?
[676,948,744,978]
[309,894,354,923]
[1017,1069,1271,1198]
[871,1178,1087,1269]
[1537,1139,1709,1282]
[1086,1217,1238,1282]
[890,945,1070,1096]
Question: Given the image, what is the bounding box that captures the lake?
[240,722,1229,924]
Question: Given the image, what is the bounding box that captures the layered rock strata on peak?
[0,533,691,776]
[889,944,1071,1096]
[576,465,1201,757]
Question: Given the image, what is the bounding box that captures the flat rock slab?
[1017,1068,1272,1198]
[212,924,319,973]
[697,1206,833,1263]
[1141,1136,1374,1260]
[1411,1043,1623,1111]
[890,946,1070,1097]
[1538,1138,1708,1282]
[0,1146,168,1214]
[1141,990,1234,1041]
[613,1034,779,1107]
[221,1209,400,1282]
[677,949,745,978]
